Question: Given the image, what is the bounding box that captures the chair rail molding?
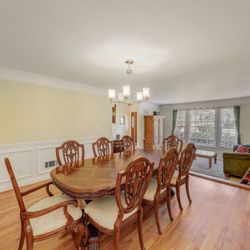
[0,135,111,192]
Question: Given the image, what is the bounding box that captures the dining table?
[50,149,175,248]
[50,149,164,201]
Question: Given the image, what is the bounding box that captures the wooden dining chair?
[84,157,154,250]
[92,137,113,158]
[56,140,84,165]
[119,135,135,155]
[163,135,183,155]
[170,143,196,211]
[143,148,178,234]
[4,158,85,250]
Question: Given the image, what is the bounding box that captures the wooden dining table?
[50,149,163,200]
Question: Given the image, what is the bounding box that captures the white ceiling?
[0,0,250,104]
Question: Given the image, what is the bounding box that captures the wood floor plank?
[0,176,249,250]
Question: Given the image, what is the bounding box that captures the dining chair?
[143,148,178,234]
[119,135,135,155]
[170,143,196,211]
[56,140,84,165]
[92,137,113,158]
[84,156,154,250]
[163,135,183,155]
[4,158,84,250]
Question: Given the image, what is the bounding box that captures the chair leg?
[166,187,174,221]
[176,184,183,211]
[114,225,121,250]
[137,208,146,250]
[24,222,34,250]
[26,233,33,250]
[153,199,162,234]
[18,216,25,250]
[185,177,192,204]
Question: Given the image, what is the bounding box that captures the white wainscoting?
[0,136,109,192]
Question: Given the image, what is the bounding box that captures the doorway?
[131,112,137,145]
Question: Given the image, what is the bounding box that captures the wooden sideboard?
[144,115,164,151]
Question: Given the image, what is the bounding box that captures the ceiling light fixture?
[108,60,150,105]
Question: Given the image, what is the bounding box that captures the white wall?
[159,106,173,137]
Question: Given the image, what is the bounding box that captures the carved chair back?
[156,148,179,191]
[178,143,196,178]
[56,140,84,166]
[115,157,154,217]
[4,158,26,212]
[92,137,113,158]
[120,135,135,155]
[163,135,183,154]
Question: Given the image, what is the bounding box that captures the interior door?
[131,112,137,145]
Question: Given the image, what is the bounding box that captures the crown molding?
[0,66,106,96]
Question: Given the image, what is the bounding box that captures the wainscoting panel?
[0,136,110,192]
[0,147,34,184]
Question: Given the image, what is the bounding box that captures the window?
[174,110,186,140]
[220,108,237,148]
[189,109,216,146]
[174,107,237,148]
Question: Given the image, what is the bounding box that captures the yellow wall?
[0,80,112,144]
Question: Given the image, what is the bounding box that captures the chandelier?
[108,60,150,105]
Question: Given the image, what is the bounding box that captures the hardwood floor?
[0,176,249,250]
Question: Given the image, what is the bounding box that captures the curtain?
[233,106,241,144]
[172,109,178,135]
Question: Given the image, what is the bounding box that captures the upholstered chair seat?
[28,194,82,236]
[143,179,166,201]
[84,195,137,230]
[170,174,186,186]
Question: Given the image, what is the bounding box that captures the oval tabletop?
[50,149,162,199]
